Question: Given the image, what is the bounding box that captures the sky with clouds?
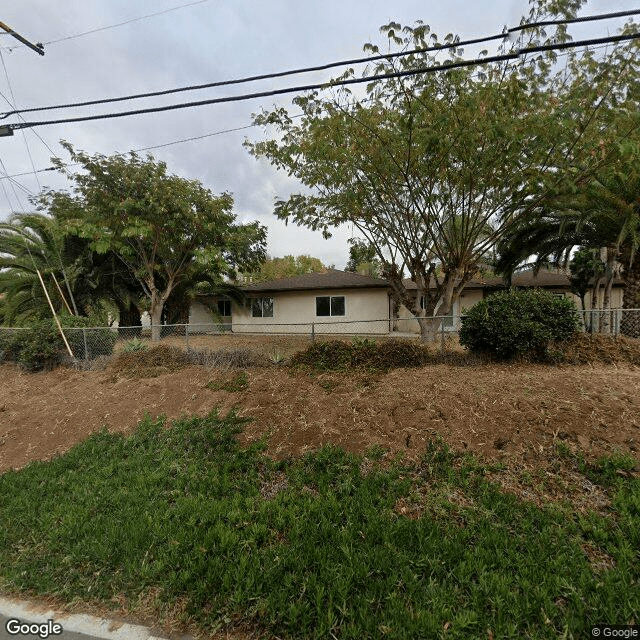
[0,0,636,268]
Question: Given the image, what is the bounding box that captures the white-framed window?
[217,300,231,316]
[251,297,274,318]
[316,295,345,317]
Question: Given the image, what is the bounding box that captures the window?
[217,300,231,316]
[251,297,274,318]
[316,296,345,317]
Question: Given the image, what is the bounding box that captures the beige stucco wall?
[394,290,482,334]
[189,300,216,325]
[230,288,390,334]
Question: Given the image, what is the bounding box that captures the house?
[189,269,392,334]
[188,268,625,335]
[397,268,624,333]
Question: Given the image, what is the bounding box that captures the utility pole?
[0,20,43,136]
[0,20,44,56]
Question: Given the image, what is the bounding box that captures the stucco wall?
[231,288,390,334]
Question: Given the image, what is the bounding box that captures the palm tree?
[496,149,640,334]
[0,212,144,327]
[0,212,70,325]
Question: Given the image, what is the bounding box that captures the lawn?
[0,410,637,639]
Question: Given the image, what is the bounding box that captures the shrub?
[0,329,28,363]
[459,289,580,360]
[290,339,432,371]
[15,321,64,372]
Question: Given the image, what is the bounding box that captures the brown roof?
[240,269,390,293]
[403,268,623,290]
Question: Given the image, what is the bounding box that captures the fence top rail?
[2,308,640,332]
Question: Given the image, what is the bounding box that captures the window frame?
[217,299,231,317]
[315,295,346,317]
[251,297,274,318]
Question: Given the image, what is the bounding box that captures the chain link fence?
[1,309,639,364]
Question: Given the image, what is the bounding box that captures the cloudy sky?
[0,0,636,268]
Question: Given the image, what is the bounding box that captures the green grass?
[0,412,638,639]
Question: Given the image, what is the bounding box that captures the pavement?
[0,598,184,640]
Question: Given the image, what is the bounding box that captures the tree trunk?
[418,316,441,343]
[150,304,163,342]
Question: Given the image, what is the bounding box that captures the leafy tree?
[247,0,639,341]
[345,239,382,277]
[243,254,327,283]
[569,247,605,312]
[44,144,267,340]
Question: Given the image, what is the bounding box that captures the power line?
[3,31,639,133]
[0,49,42,191]
[2,8,638,121]
[0,0,208,52]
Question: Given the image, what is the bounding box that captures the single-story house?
[189,269,392,334]
[396,269,624,333]
[188,267,625,335]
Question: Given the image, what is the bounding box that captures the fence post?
[311,322,315,343]
[185,323,189,352]
[440,325,445,353]
[82,327,89,361]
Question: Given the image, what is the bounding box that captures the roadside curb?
[0,597,179,639]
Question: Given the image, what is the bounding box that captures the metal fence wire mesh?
[1,309,639,362]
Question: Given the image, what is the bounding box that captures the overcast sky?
[0,0,636,268]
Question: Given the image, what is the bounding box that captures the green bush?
[0,329,28,363]
[290,339,432,371]
[14,321,64,372]
[459,288,580,360]
[0,316,117,371]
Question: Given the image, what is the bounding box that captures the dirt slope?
[1,361,639,474]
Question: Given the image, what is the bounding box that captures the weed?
[268,351,286,365]
[205,370,249,392]
[122,338,147,353]
[351,336,376,348]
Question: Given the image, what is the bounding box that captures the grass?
[0,412,638,639]
[205,370,249,392]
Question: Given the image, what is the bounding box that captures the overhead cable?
[1,8,638,120]
[0,0,208,52]
[2,31,639,132]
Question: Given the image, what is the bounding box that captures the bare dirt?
[1,358,638,476]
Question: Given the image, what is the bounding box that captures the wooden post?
[311,322,315,343]
[36,269,74,358]
[51,273,73,316]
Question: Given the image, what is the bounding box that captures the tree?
[0,211,146,328]
[345,239,382,277]
[0,212,69,325]
[45,144,267,340]
[243,254,327,283]
[497,143,640,332]
[247,1,639,341]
